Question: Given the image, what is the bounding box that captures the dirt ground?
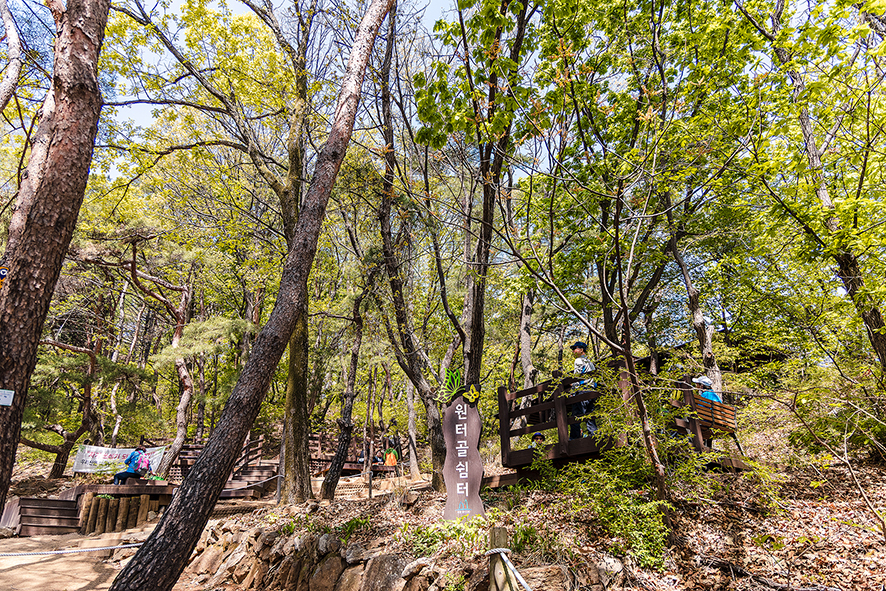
[0,528,155,591]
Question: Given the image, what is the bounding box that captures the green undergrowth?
[269,512,372,543]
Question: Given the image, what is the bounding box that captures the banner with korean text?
[72,445,166,474]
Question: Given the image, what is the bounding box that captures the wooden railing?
[670,379,737,453]
[498,372,740,467]
[498,374,614,469]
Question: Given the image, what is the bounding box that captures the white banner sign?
[72,445,166,474]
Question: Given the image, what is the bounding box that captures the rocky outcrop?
[185,520,620,591]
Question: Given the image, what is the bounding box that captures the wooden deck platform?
[497,372,748,473]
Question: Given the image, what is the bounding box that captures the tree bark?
[669,235,722,392]
[0,0,111,511]
[107,2,393,587]
[519,289,538,389]
[405,379,422,480]
[277,0,317,505]
[0,0,22,114]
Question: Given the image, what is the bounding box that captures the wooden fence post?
[78,492,94,535]
[488,526,517,591]
[116,497,129,532]
[127,496,139,529]
[137,494,150,526]
[106,498,119,533]
[85,496,100,534]
[95,497,109,535]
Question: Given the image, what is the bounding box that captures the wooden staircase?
[18,498,80,537]
[221,463,278,499]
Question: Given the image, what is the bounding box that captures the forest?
[1,0,886,589]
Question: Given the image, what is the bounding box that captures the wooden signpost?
[442,387,484,520]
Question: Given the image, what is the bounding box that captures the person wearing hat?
[569,341,597,439]
[692,375,722,403]
[530,432,546,449]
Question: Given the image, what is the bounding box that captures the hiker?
[530,432,546,449]
[692,375,722,403]
[114,445,150,485]
[569,341,598,439]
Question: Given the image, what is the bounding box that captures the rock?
[0,527,15,538]
[270,533,290,560]
[319,533,341,555]
[206,542,249,587]
[334,565,365,591]
[463,566,488,591]
[243,559,268,590]
[265,554,295,589]
[191,545,226,575]
[257,530,281,560]
[403,574,433,591]
[310,554,345,591]
[147,510,157,521]
[359,554,409,591]
[595,554,624,587]
[401,558,431,579]
[111,547,138,562]
[521,565,574,591]
[343,543,364,564]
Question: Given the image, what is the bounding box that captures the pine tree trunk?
[0,0,111,510]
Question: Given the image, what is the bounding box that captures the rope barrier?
[0,542,143,557]
[485,548,533,591]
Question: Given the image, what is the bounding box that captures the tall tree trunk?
[320,285,369,499]
[108,3,393,587]
[280,310,312,502]
[0,0,23,114]
[614,191,671,509]
[0,0,111,511]
[519,289,538,389]
[405,379,421,480]
[278,0,318,505]
[375,1,447,490]
[669,236,722,392]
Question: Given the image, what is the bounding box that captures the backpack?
[136,452,151,476]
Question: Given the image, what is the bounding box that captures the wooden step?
[18,498,77,510]
[219,488,259,499]
[19,524,80,537]
[20,515,80,528]
[20,505,78,519]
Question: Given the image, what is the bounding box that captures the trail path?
[0,528,156,591]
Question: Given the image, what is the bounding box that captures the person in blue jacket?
[114,445,148,485]
[692,375,722,403]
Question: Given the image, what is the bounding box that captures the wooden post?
[106,498,119,533]
[149,499,159,514]
[78,492,94,534]
[95,497,109,535]
[488,527,516,591]
[553,382,569,455]
[682,379,705,453]
[137,494,150,526]
[127,496,139,529]
[497,386,512,468]
[116,497,129,531]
